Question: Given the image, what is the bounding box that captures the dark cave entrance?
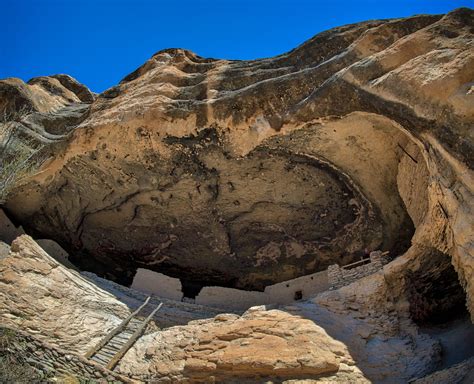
[407,247,474,369]
[9,143,417,292]
[406,248,467,326]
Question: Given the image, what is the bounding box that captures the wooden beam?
[84,296,151,359]
[341,257,370,270]
[106,302,163,371]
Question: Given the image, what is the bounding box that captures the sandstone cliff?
[0,7,473,383]
[2,8,472,298]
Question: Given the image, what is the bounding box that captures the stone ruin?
[328,251,389,290]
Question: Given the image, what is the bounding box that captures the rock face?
[118,310,369,383]
[413,356,474,384]
[0,74,93,116]
[1,7,473,314]
[300,271,442,382]
[2,8,474,379]
[0,233,464,383]
[117,268,446,383]
[0,234,374,382]
[0,235,130,353]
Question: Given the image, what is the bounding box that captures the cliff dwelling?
[1,6,473,384]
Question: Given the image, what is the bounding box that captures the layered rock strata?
[2,9,472,296]
[0,8,473,382]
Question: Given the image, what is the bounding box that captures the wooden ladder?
[85,297,163,370]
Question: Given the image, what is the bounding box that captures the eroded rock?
[0,8,473,383]
[118,309,368,383]
[0,235,130,353]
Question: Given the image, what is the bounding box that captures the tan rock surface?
[116,268,445,383]
[293,272,442,382]
[0,235,369,383]
[118,309,368,383]
[5,8,474,296]
[0,8,473,384]
[2,9,471,296]
[0,235,439,383]
[0,235,130,353]
[0,74,93,116]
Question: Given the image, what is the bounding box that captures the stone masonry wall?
[265,270,329,303]
[130,267,330,311]
[328,251,387,289]
[195,270,329,310]
[131,268,183,301]
[196,286,270,310]
[0,208,24,244]
[2,326,136,383]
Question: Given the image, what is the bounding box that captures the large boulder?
[0,235,130,353]
[118,309,369,383]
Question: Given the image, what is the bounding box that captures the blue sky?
[2,0,472,93]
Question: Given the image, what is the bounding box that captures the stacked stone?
[4,327,136,383]
[327,264,344,289]
[369,251,384,268]
[327,251,387,289]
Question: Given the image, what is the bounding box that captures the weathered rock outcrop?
[414,356,474,384]
[0,235,445,383]
[2,9,472,296]
[0,74,93,116]
[0,9,473,382]
[118,309,369,383]
[0,235,367,382]
[0,235,235,336]
[116,267,447,383]
[0,235,130,353]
